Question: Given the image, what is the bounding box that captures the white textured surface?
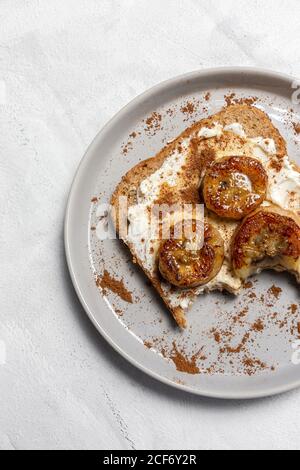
[1,0,300,450]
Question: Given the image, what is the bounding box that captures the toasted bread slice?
[111,104,291,328]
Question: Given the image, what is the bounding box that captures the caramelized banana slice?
[203,156,268,220]
[232,206,300,280]
[158,220,225,288]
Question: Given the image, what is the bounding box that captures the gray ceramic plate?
[65,67,300,399]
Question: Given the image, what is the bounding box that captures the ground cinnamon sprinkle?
[91,197,98,203]
[269,159,283,172]
[180,101,195,115]
[243,357,267,376]
[114,308,124,317]
[129,131,137,139]
[221,332,250,354]
[122,141,133,155]
[213,330,221,343]
[144,112,162,135]
[224,92,236,106]
[252,319,264,332]
[244,281,253,289]
[234,96,258,106]
[139,269,296,376]
[289,304,298,314]
[248,292,257,300]
[170,342,202,375]
[224,93,258,107]
[268,285,282,300]
[166,107,175,117]
[293,122,300,134]
[96,270,133,304]
[204,92,211,101]
[235,307,249,321]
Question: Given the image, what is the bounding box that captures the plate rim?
[64,66,300,400]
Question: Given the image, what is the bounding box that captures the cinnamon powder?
[221,332,250,354]
[234,96,258,106]
[293,122,300,134]
[144,341,153,350]
[213,330,221,343]
[268,285,282,300]
[180,102,195,115]
[289,304,298,314]
[96,270,133,304]
[140,273,298,376]
[252,319,264,332]
[129,131,137,139]
[244,281,253,289]
[224,93,257,107]
[170,342,203,375]
[224,92,236,107]
[243,357,267,376]
[144,112,162,135]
